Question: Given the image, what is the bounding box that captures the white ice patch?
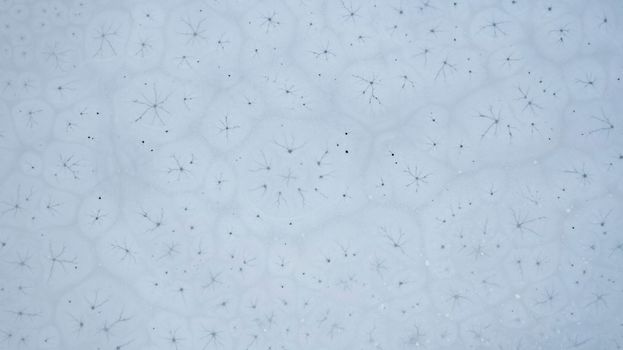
[0,0,622,349]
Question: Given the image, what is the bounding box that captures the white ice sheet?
[0,0,622,349]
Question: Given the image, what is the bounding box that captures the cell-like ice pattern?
[0,0,622,349]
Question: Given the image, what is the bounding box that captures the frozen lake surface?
[0,0,622,349]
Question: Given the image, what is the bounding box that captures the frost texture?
[0,0,622,349]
